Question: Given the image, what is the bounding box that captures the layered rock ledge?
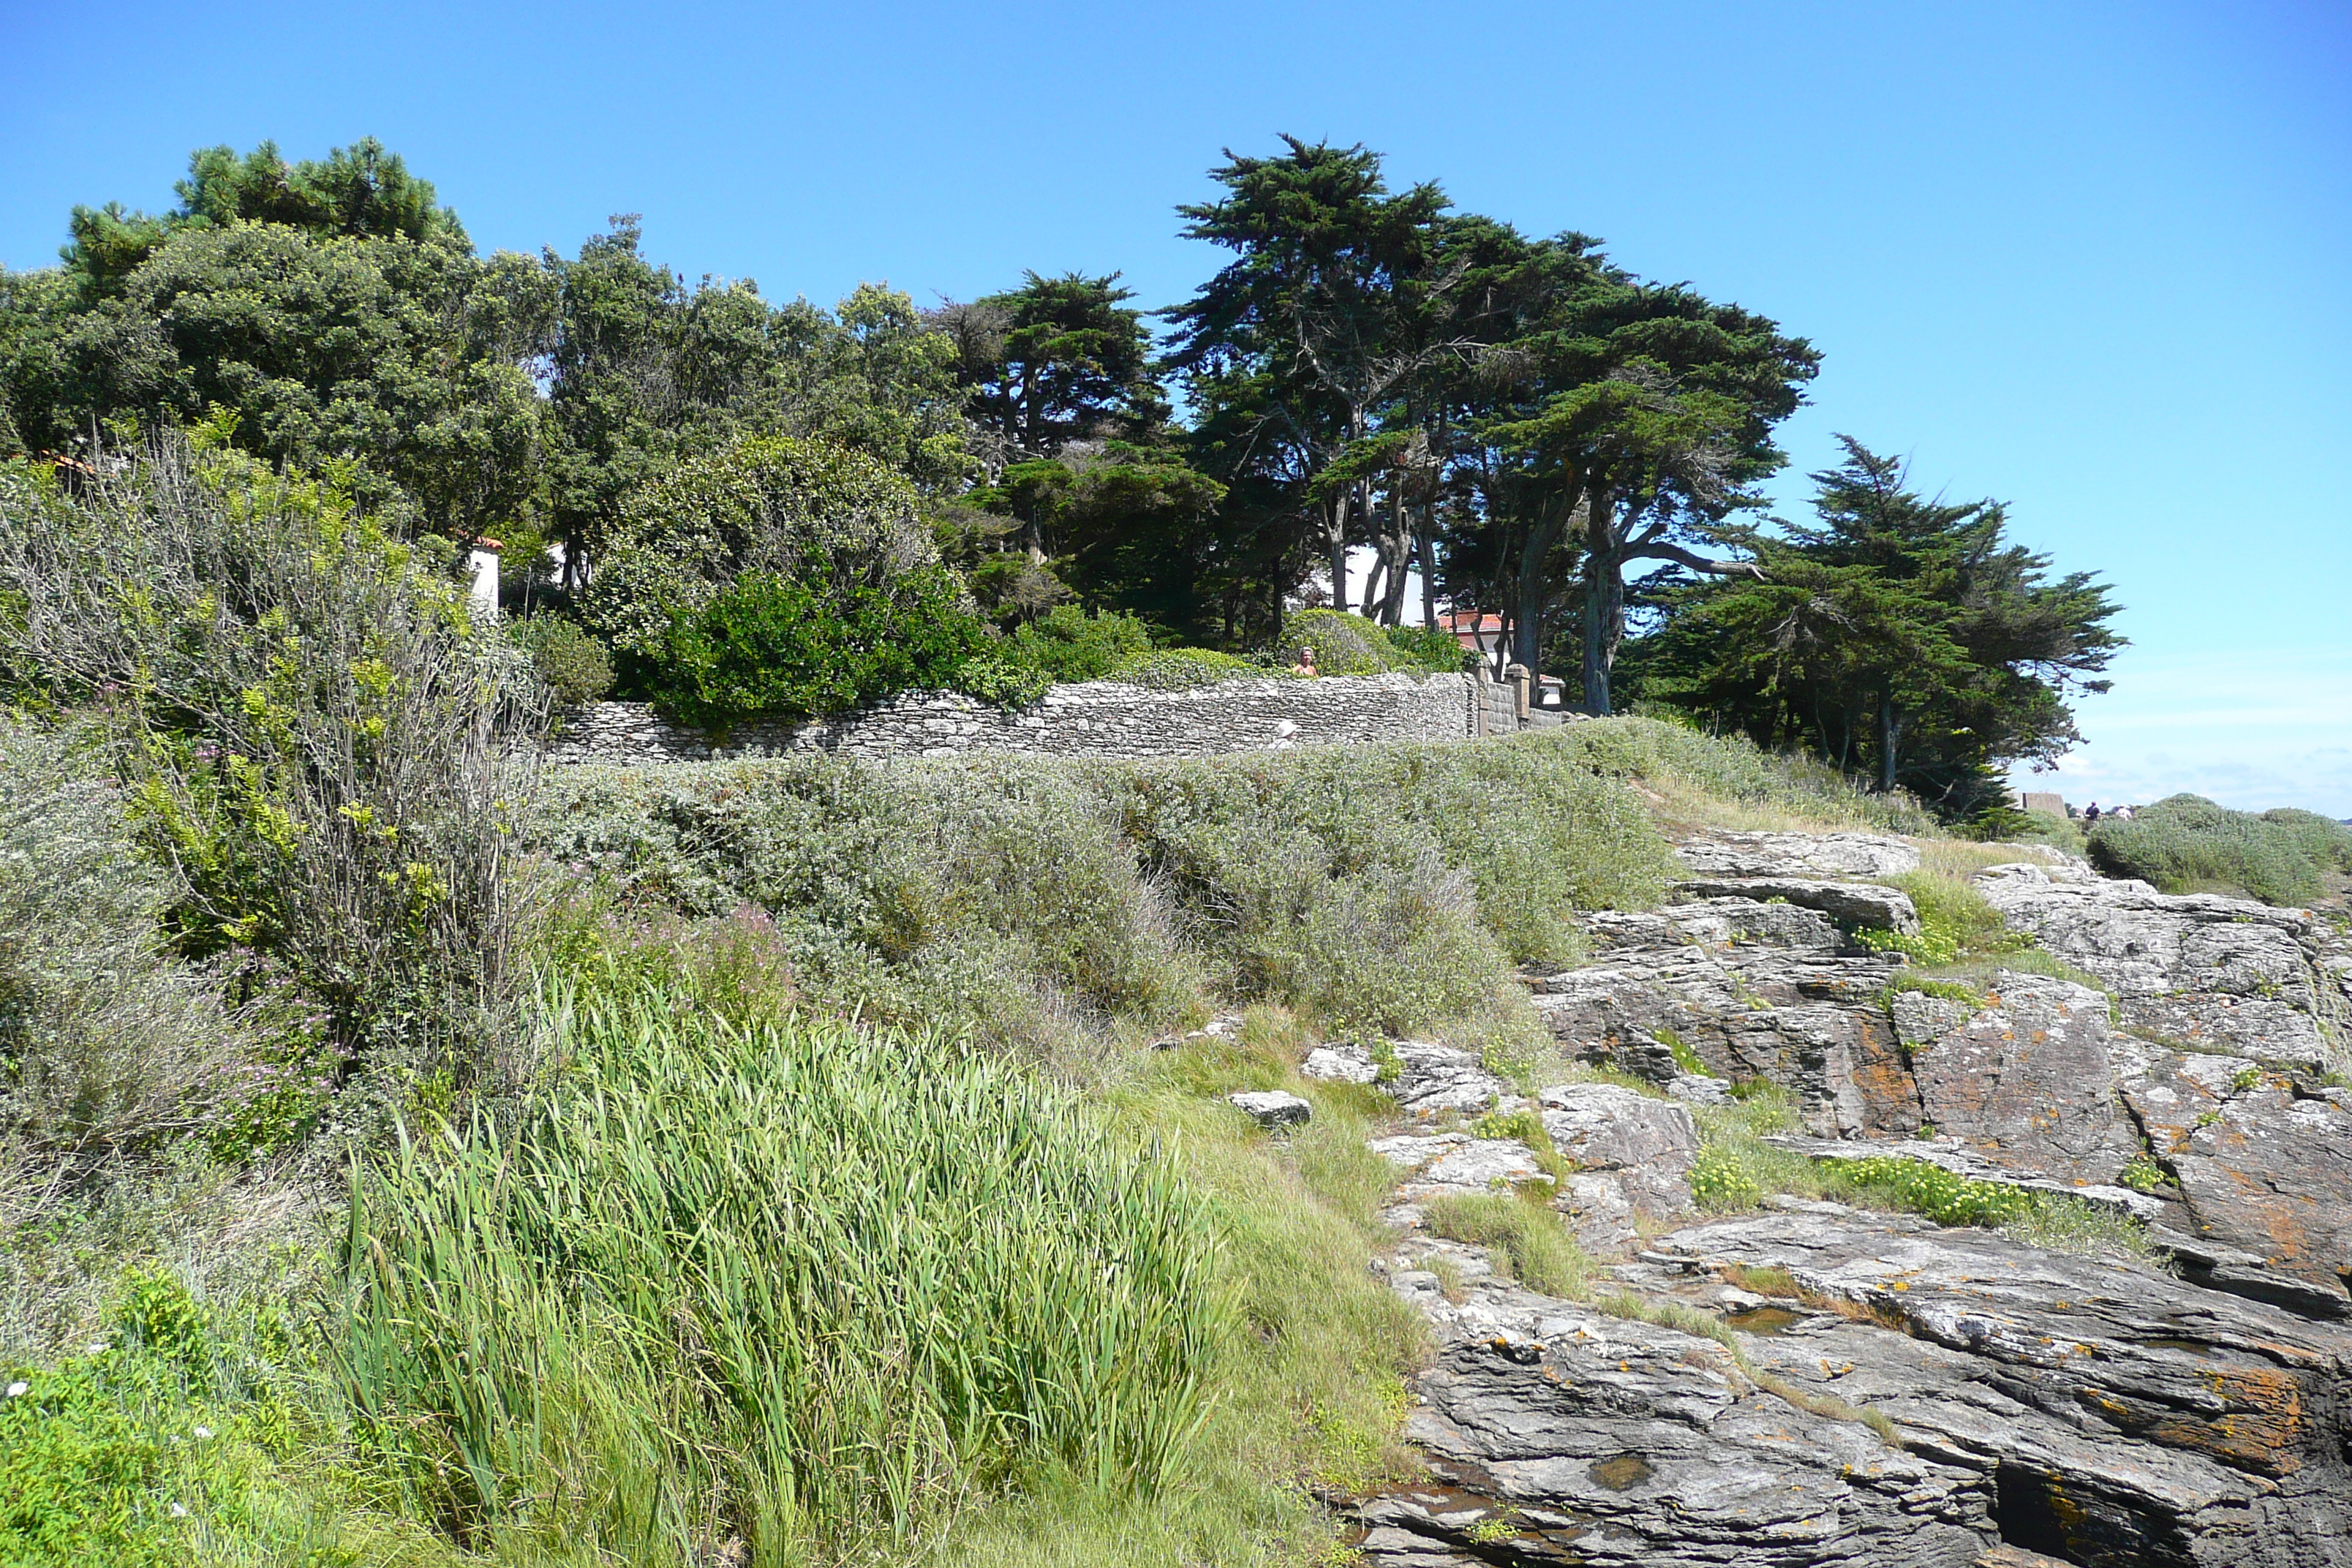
[1335,828,2352,1567]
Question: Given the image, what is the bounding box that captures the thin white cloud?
[2012,646,2352,817]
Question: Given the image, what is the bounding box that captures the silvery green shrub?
[0,720,246,1158]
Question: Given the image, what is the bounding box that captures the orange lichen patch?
[2079,1363,2309,1477]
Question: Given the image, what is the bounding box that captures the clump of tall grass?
[342,975,1226,1561]
[2089,794,2352,905]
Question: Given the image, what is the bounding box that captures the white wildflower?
[170,1503,189,1518]
[193,1425,214,1439]
[4,1382,26,1398]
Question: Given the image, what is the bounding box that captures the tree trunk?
[1381,482,1413,625]
[1878,689,1902,792]
[1510,483,1575,676]
[1417,501,1438,633]
[1580,551,1624,714]
[1578,479,1618,714]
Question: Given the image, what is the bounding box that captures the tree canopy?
[0,133,2125,819]
[1629,437,2123,814]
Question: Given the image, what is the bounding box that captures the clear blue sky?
[6,1,2347,813]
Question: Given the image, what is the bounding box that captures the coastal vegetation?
[1,132,2323,1567]
[3,135,2122,821]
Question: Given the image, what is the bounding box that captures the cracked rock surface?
[1338,827,2352,1566]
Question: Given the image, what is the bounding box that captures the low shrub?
[525,729,1674,1055]
[0,722,251,1162]
[998,605,1156,684]
[505,613,614,706]
[2089,794,2351,905]
[1830,1155,2038,1226]
[1552,717,1937,834]
[1107,648,1272,690]
[1281,608,1452,678]
[647,560,990,728]
[0,434,548,1100]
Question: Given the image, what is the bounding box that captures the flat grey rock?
[1678,875,1923,934]
[1226,1089,1311,1128]
[1675,829,1924,880]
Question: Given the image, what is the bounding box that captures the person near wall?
[2084,802,2102,826]
[1292,646,1318,677]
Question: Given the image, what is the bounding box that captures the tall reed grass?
[342,977,1225,1561]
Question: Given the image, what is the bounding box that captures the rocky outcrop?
[1674,829,1923,880]
[1334,825,2352,1564]
[1360,1202,2352,1567]
[1676,876,1923,935]
[1975,864,2346,1069]
[1892,975,2137,1177]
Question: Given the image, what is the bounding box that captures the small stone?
[1302,1044,1380,1082]
[1228,1090,1311,1128]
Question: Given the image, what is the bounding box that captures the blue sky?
[6,1,2347,813]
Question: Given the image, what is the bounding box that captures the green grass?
[2089,794,2352,906]
[344,976,1226,1561]
[1417,1194,1593,1300]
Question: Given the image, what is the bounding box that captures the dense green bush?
[2089,794,2352,905]
[584,433,936,663]
[1279,608,1455,676]
[0,437,546,1098]
[505,612,614,706]
[998,604,1156,683]
[647,561,990,728]
[1383,622,1474,674]
[344,977,1222,1558]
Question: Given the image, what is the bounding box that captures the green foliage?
[1689,1146,1763,1208]
[343,978,1224,1557]
[586,431,935,663]
[1888,976,1987,1009]
[648,562,988,728]
[1384,622,1473,673]
[0,435,546,1096]
[1109,648,1273,690]
[1281,608,1441,676]
[2119,1149,2173,1193]
[0,1268,323,1568]
[936,273,1170,457]
[2089,794,2351,906]
[1418,1194,1591,1298]
[10,140,543,538]
[505,613,613,706]
[999,604,1156,682]
[524,728,1671,1054]
[1829,1156,2038,1227]
[1633,437,2124,817]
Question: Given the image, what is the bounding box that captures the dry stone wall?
[546,671,1498,766]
